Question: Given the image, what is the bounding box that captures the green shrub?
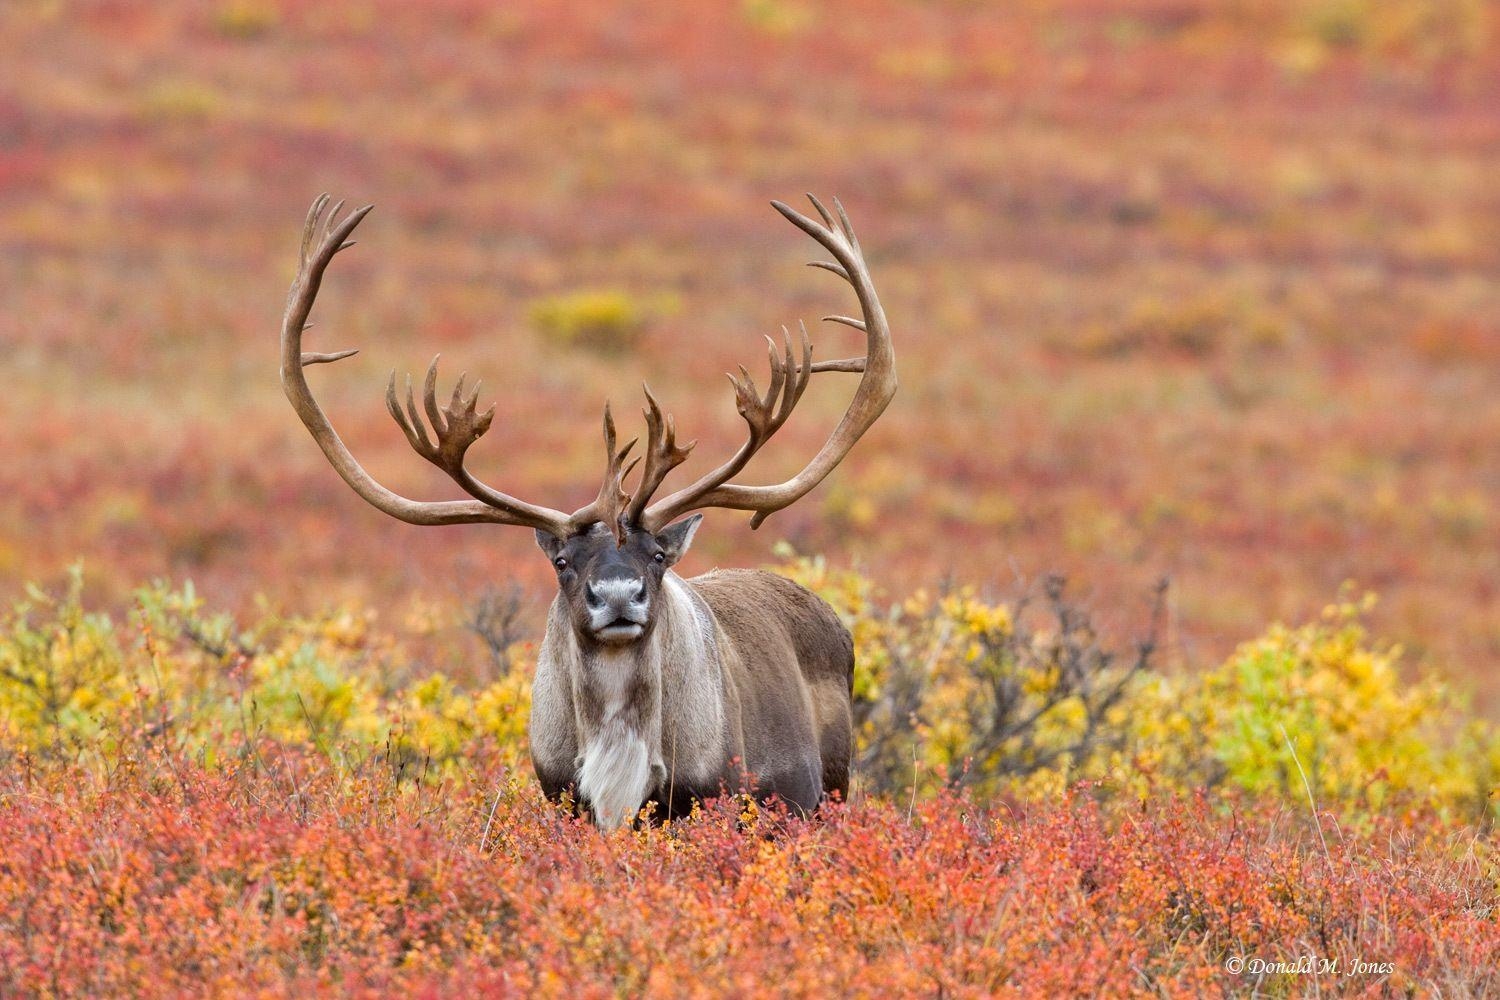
[1140,594,1499,816]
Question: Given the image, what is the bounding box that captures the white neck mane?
[566,573,725,830]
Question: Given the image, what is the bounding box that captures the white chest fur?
[576,647,653,831]
[554,575,730,828]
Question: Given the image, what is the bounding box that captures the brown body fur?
[690,570,854,803]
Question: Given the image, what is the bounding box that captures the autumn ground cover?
[4,752,1497,998]
[1,569,1498,996]
[5,0,1500,996]
[4,0,1500,700]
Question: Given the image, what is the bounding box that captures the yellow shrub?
[139,80,221,122]
[1162,596,1495,815]
[776,556,1496,816]
[0,567,1492,819]
[529,290,646,354]
[0,571,531,774]
[1296,0,1487,62]
[215,0,280,39]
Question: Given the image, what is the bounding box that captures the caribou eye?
[653,552,666,564]
[554,557,568,570]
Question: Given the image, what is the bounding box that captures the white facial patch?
[587,576,649,634]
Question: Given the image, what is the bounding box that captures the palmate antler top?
[280,194,896,542]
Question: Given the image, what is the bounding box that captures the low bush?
[2,563,1492,820]
[774,554,1497,818]
[2,566,1498,994]
[0,567,532,775]
[529,290,647,354]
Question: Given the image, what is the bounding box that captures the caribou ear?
[655,514,703,567]
[534,529,566,562]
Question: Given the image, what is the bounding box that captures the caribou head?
[281,193,894,828]
[535,518,702,648]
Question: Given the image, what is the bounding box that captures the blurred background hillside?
[3,0,1499,706]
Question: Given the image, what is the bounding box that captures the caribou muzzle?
[586,572,650,643]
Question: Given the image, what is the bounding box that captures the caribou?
[281,193,895,829]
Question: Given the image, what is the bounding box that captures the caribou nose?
[586,575,646,613]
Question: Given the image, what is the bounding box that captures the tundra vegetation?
[0,564,1497,996]
[4,0,1500,995]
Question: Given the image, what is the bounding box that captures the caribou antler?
[385,358,491,481]
[571,405,639,545]
[623,385,696,527]
[284,195,607,538]
[637,194,896,531]
[283,192,893,541]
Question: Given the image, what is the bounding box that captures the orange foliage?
[3,0,1500,706]
[5,5,1500,987]
[0,745,1495,997]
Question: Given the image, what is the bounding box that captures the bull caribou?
[281,194,895,829]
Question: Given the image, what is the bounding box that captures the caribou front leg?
[530,621,581,804]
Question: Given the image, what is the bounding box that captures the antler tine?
[385,371,425,454]
[283,194,574,533]
[762,334,788,424]
[809,357,865,373]
[400,372,434,453]
[734,365,761,427]
[823,313,867,332]
[403,372,430,451]
[298,193,328,268]
[641,195,895,531]
[422,356,447,437]
[448,370,468,417]
[807,192,836,229]
[569,403,640,544]
[774,323,810,425]
[624,384,697,525]
[301,347,359,366]
[832,196,860,249]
